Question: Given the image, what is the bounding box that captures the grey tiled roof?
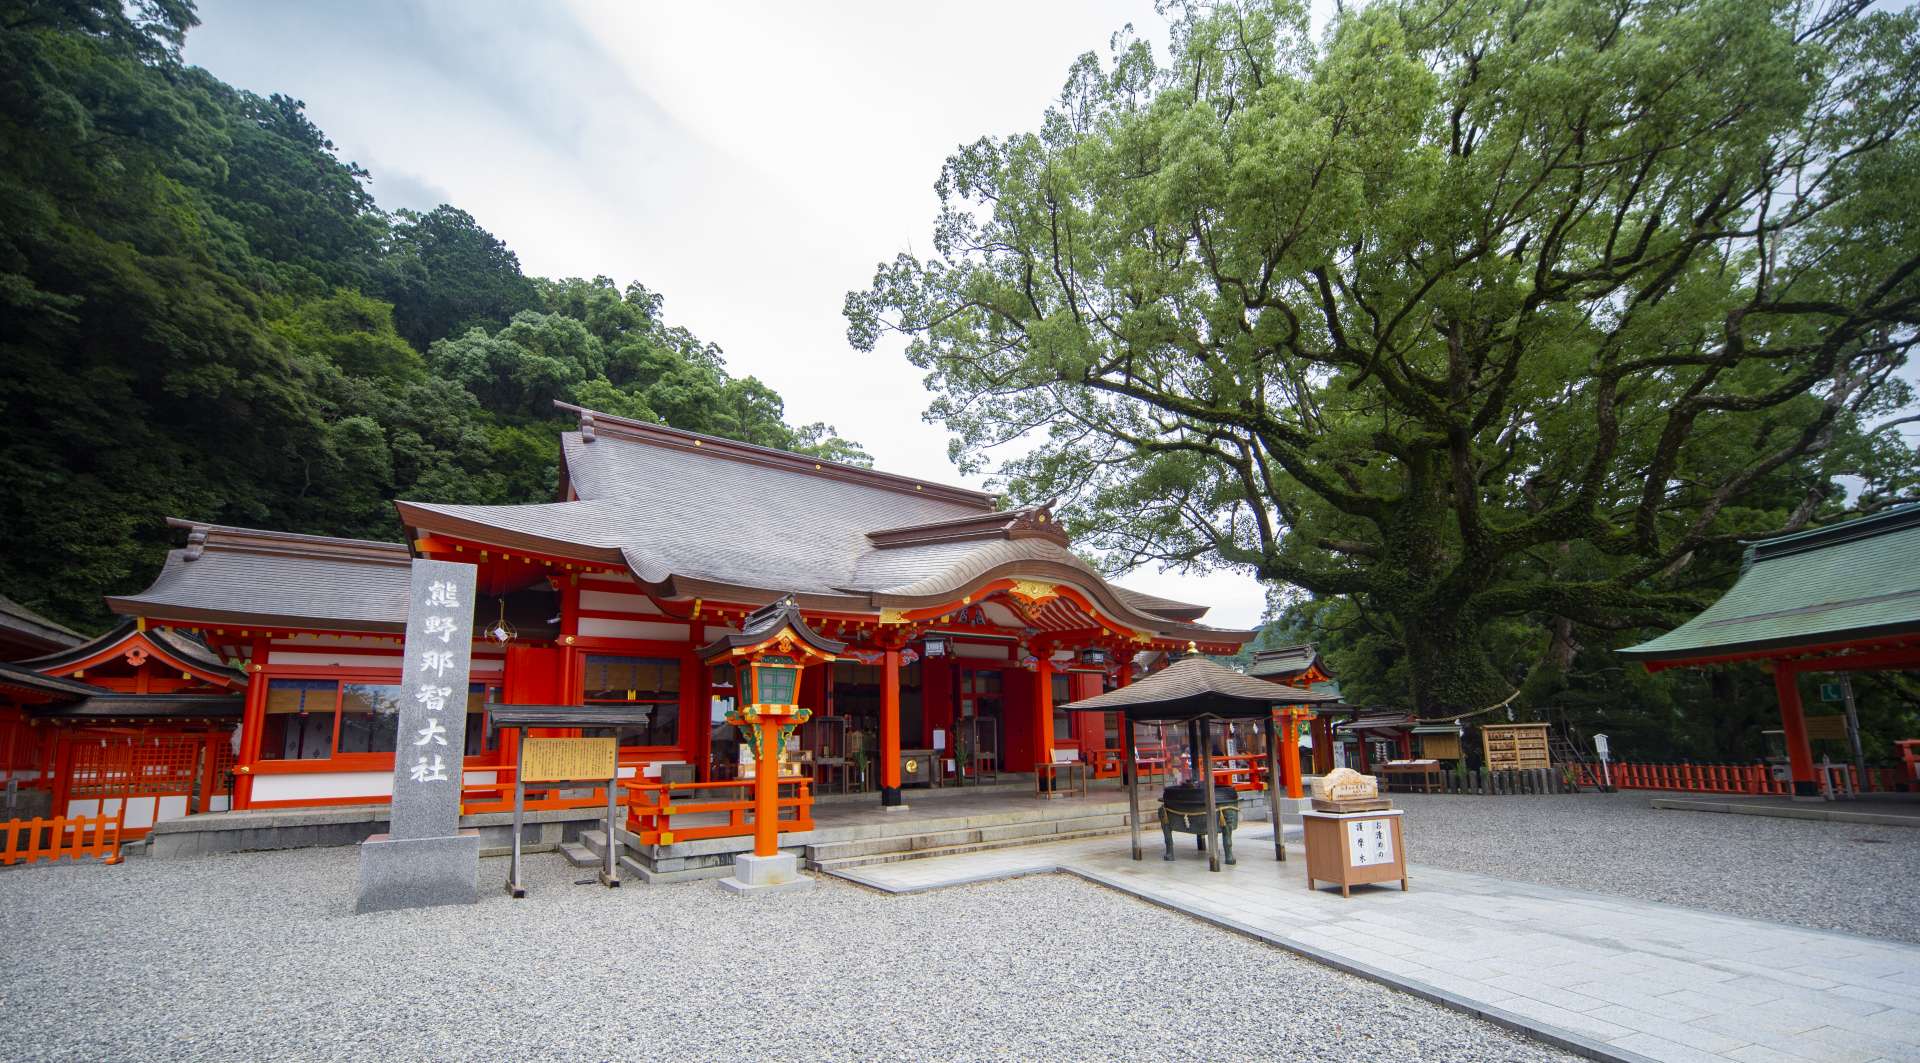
[30,693,242,720]
[0,593,85,655]
[113,408,1254,645]
[401,406,1252,642]
[108,524,413,633]
[1247,644,1328,679]
[1061,656,1340,721]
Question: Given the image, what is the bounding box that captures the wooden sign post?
[506,734,621,898]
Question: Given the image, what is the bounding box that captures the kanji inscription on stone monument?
[354,558,481,913]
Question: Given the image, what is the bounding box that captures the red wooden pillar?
[1279,709,1305,800]
[1774,666,1817,798]
[199,723,222,813]
[752,715,781,856]
[1311,715,1334,774]
[1035,653,1056,768]
[879,646,903,807]
[233,637,270,810]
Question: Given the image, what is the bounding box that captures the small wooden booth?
[1301,806,1408,897]
[1061,656,1340,872]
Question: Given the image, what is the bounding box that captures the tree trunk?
[1404,610,1509,719]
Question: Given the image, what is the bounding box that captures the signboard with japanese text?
[521,737,618,783]
[385,559,477,841]
[1347,817,1395,868]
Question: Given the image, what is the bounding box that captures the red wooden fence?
[1,811,125,866]
[1571,761,1906,795]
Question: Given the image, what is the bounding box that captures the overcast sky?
[180,0,1287,628]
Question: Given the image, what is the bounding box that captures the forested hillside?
[0,1,865,631]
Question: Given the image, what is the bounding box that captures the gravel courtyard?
[0,846,1575,1063]
[1394,791,1920,943]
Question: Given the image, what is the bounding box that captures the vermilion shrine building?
[6,403,1254,833]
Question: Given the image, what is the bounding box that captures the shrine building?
[9,402,1254,834]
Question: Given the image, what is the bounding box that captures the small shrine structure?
[1620,505,1920,797]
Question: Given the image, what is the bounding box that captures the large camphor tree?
[848,0,1920,716]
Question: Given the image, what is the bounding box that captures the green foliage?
[852,0,1920,719]
[0,0,865,631]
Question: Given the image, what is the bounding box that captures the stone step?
[803,813,1134,864]
[813,823,1131,872]
[578,827,641,861]
[558,842,597,867]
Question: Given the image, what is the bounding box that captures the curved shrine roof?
[1620,505,1920,666]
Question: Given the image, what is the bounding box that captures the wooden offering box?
[1302,809,1408,897]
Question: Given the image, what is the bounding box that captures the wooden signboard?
[1419,732,1463,760]
[1804,715,1849,742]
[1481,723,1551,771]
[521,737,618,783]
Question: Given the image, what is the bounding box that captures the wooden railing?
[1595,761,1905,795]
[621,776,813,846]
[460,767,612,816]
[1211,754,1269,792]
[1,811,125,866]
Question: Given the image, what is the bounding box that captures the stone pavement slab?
[830,825,1920,1063]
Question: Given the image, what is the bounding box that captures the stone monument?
[355,558,481,913]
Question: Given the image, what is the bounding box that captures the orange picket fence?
[1,811,125,866]
[622,776,813,846]
[1571,760,1903,795]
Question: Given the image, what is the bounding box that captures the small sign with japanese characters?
[386,559,478,841]
[1346,816,1395,868]
[521,737,618,784]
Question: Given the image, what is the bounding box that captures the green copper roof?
[1620,505,1920,664]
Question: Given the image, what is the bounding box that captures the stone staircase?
[804,811,1134,874]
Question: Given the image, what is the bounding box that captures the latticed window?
[582,655,680,748]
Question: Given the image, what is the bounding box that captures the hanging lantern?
[922,633,950,658]
[1079,647,1110,666]
[487,599,517,644]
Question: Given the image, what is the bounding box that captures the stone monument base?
[719,851,815,895]
[355,830,481,914]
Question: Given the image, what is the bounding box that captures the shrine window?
[259,678,498,761]
[582,655,680,749]
[1051,672,1073,741]
[260,679,337,761]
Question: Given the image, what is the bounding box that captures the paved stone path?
[831,825,1920,1063]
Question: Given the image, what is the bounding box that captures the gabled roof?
[1247,644,1332,680]
[24,618,247,686]
[697,596,847,661]
[1061,656,1340,722]
[108,521,413,633]
[0,660,99,702]
[0,594,85,659]
[1620,506,1920,666]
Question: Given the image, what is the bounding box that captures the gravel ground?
[0,847,1576,1063]
[1395,790,1920,943]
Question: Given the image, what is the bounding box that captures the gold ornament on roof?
[1008,579,1059,605]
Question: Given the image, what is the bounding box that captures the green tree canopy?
[850,0,1920,716]
[0,0,866,630]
